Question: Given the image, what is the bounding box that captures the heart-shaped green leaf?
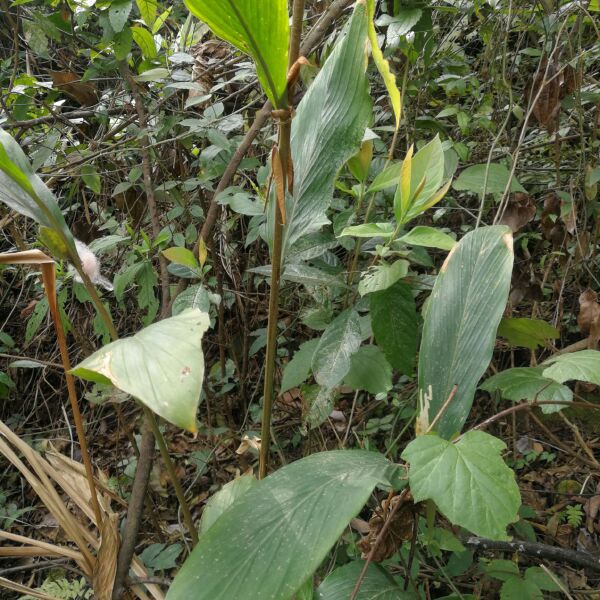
[402,431,521,540]
[71,309,210,431]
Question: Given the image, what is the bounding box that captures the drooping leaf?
[453,164,526,197]
[418,226,513,438]
[71,309,210,431]
[199,475,258,535]
[397,226,456,251]
[402,431,521,540]
[343,345,393,395]
[542,350,600,386]
[358,260,409,296]
[281,339,319,393]
[370,280,418,376]
[366,0,401,129]
[283,3,371,256]
[183,0,289,108]
[167,451,402,600]
[0,130,76,259]
[312,309,362,390]
[480,367,572,414]
[317,560,414,600]
[497,318,559,350]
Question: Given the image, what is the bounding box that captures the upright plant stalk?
[42,263,104,528]
[259,0,305,480]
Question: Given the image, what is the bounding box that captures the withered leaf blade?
[92,513,120,600]
[49,71,99,107]
[499,192,536,233]
[578,289,600,349]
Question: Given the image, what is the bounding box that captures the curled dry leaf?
[357,495,418,562]
[499,192,536,233]
[49,71,99,107]
[541,192,566,247]
[577,289,600,349]
[236,435,261,455]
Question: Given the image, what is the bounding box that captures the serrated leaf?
[418,226,513,438]
[370,280,418,376]
[282,3,371,256]
[167,451,401,600]
[358,260,409,296]
[184,0,288,108]
[281,339,319,393]
[312,309,362,390]
[402,431,521,540]
[343,345,392,395]
[480,367,572,414]
[497,318,559,350]
[542,350,600,386]
[71,309,210,431]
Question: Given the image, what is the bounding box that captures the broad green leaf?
[131,26,157,59]
[312,309,362,390]
[368,161,402,193]
[305,386,336,429]
[167,451,401,600]
[281,339,319,393]
[71,309,210,431]
[358,260,409,296]
[366,0,401,129]
[398,226,456,251]
[485,559,520,581]
[497,318,559,350]
[283,3,371,256]
[453,164,526,197]
[344,345,393,395]
[162,247,199,269]
[524,567,562,592]
[136,0,157,26]
[418,226,513,438]
[500,577,542,600]
[199,475,258,535]
[347,140,374,183]
[184,0,289,108]
[80,165,101,194]
[135,67,169,82]
[402,431,521,540]
[317,560,413,600]
[339,223,395,239]
[370,280,418,376]
[109,0,133,32]
[0,130,76,259]
[480,367,572,414]
[171,284,211,316]
[542,350,600,386]
[395,144,414,224]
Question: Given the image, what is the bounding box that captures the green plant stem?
[259,0,305,480]
[145,407,199,546]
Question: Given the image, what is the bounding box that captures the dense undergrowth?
[0,0,599,598]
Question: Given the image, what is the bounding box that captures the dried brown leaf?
[49,71,98,106]
[499,192,536,233]
[93,513,120,600]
